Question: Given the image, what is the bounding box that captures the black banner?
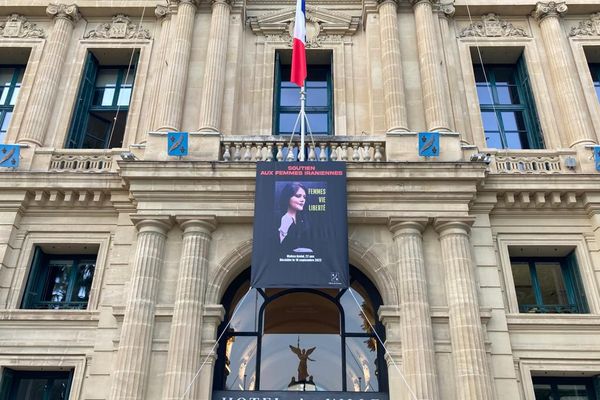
[213,391,389,400]
[251,162,348,289]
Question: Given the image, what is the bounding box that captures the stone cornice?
[458,13,529,38]
[0,14,46,38]
[533,1,567,22]
[84,14,151,39]
[569,12,600,37]
[46,3,81,24]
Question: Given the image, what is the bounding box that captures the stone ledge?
[506,313,600,331]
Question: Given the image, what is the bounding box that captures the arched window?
[213,267,388,393]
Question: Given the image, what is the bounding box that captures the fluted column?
[389,219,439,400]
[410,0,451,132]
[435,219,493,400]
[534,2,596,147]
[196,305,226,400]
[378,0,409,132]
[154,0,197,132]
[17,4,79,146]
[110,217,172,400]
[162,217,217,400]
[198,0,232,132]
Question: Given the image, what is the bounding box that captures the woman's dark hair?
[279,182,308,214]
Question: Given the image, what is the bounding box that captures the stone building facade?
[0,0,599,399]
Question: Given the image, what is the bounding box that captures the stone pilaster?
[534,2,596,147]
[410,0,451,132]
[389,219,439,400]
[196,304,226,400]
[378,306,403,400]
[198,0,232,132]
[154,0,197,132]
[162,217,217,400]
[378,0,408,132]
[17,4,79,146]
[110,216,172,400]
[435,218,493,400]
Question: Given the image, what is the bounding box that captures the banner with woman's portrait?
[251,162,348,288]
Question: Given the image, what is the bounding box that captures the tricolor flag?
[291,0,307,87]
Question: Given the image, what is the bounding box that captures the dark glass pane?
[47,379,71,400]
[0,68,14,105]
[346,337,379,392]
[93,70,119,106]
[493,68,516,85]
[224,336,257,390]
[496,85,520,104]
[14,378,49,400]
[535,262,568,306]
[473,65,486,83]
[481,111,500,131]
[70,260,95,302]
[306,113,328,134]
[281,87,300,107]
[340,283,376,334]
[1,111,12,135]
[264,292,339,334]
[279,113,301,134]
[260,333,342,391]
[505,131,525,149]
[82,113,111,149]
[228,286,262,333]
[512,262,536,309]
[533,383,553,400]
[307,81,327,88]
[306,88,328,107]
[556,383,590,399]
[476,84,492,104]
[501,112,526,131]
[43,260,73,305]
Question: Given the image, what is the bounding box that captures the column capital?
[435,2,455,18]
[433,217,475,237]
[46,3,80,24]
[377,0,399,9]
[155,4,172,20]
[130,215,173,235]
[533,2,567,22]
[212,0,232,8]
[176,215,218,234]
[169,0,199,9]
[409,0,432,7]
[388,217,428,236]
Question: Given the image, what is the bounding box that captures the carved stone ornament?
[459,13,529,37]
[533,2,568,22]
[46,4,81,23]
[569,12,600,37]
[435,2,456,18]
[248,6,359,47]
[84,15,151,39]
[0,14,46,38]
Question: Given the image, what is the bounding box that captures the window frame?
[21,247,97,310]
[532,376,599,400]
[473,58,543,149]
[0,369,73,400]
[0,65,25,142]
[510,255,588,314]
[273,51,334,136]
[213,267,388,393]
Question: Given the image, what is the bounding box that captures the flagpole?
[300,84,306,162]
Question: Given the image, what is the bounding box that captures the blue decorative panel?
[0,145,20,168]
[167,132,189,156]
[594,146,600,172]
[418,132,439,157]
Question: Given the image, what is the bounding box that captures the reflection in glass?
[512,262,535,306]
[228,285,262,333]
[476,84,492,104]
[536,262,568,306]
[225,336,257,390]
[346,337,378,392]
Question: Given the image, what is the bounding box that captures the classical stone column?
[110,217,172,400]
[17,4,79,146]
[389,219,439,400]
[435,219,493,400]
[378,0,409,132]
[410,0,451,132]
[154,0,197,132]
[198,0,232,132]
[534,2,596,147]
[162,217,216,400]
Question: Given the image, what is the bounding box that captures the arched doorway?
[213,266,388,393]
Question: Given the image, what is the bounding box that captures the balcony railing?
[221,136,386,162]
[487,150,577,174]
[48,150,116,173]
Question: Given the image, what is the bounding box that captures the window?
[66,50,138,149]
[474,56,543,149]
[533,377,599,400]
[213,267,387,393]
[0,369,73,400]
[0,66,24,143]
[21,246,97,310]
[274,50,333,136]
[511,252,588,314]
[589,63,600,101]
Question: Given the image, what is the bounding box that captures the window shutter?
[273,52,282,135]
[66,52,99,148]
[516,55,544,149]
[566,251,589,313]
[21,246,44,309]
[0,368,14,398]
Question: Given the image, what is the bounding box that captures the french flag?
[290,0,307,87]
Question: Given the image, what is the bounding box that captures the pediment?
[248,6,360,39]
